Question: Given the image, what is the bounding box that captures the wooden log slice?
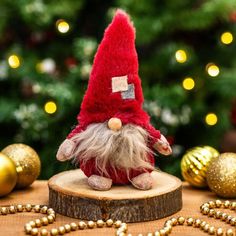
[48,169,182,222]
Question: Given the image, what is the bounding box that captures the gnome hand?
[56,139,76,161]
[153,134,172,156]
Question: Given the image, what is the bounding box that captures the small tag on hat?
[122,83,135,99]
[112,75,128,92]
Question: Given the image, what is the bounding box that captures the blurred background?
[1,0,236,179]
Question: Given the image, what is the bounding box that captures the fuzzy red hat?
[74,10,150,131]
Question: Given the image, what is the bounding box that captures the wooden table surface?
[0,180,236,236]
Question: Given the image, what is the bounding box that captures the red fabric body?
[80,154,155,184]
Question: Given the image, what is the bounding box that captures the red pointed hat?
[77,9,150,129]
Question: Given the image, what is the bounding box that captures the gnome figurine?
[57,10,172,191]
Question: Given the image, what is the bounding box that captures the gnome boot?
[88,175,112,191]
[131,173,153,190]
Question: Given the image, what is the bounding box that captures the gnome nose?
[108,117,122,131]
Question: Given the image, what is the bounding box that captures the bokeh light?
[182,77,195,90]
[175,49,187,63]
[206,63,220,77]
[205,113,218,126]
[8,55,20,68]
[44,101,57,114]
[56,19,70,33]
[221,32,233,45]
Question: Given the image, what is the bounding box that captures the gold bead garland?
[1,200,236,235]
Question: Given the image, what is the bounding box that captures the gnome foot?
[88,175,112,191]
[131,173,153,190]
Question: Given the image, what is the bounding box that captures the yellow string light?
[56,19,70,33]
[175,49,187,63]
[220,32,233,45]
[8,55,20,68]
[205,113,218,126]
[206,63,220,77]
[182,77,195,90]
[44,101,57,114]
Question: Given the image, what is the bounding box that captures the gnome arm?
[67,124,84,139]
[146,124,172,156]
[56,124,83,162]
[145,124,161,146]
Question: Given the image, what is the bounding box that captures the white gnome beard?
[69,123,154,177]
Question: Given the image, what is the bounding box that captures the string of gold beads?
[1,200,236,235]
[142,200,236,236]
[25,212,127,236]
[0,204,127,236]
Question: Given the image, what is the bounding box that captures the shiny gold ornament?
[2,144,41,188]
[0,152,17,197]
[181,146,219,187]
[206,152,236,198]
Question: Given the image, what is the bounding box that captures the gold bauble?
[2,144,41,189]
[0,152,17,197]
[181,146,219,188]
[206,152,236,198]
